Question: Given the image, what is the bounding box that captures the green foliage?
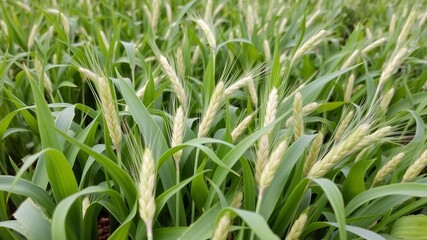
[0,0,426,239]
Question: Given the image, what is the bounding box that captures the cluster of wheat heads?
[1,0,427,239]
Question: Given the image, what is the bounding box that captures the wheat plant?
[0,0,427,240]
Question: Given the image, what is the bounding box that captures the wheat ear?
[212,191,243,240]
[16,1,31,12]
[255,88,278,184]
[402,150,427,182]
[263,40,271,60]
[35,58,53,94]
[135,76,162,99]
[246,4,255,37]
[150,0,160,36]
[171,106,185,167]
[355,147,369,162]
[419,11,427,27]
[204,0,213,21]
[341,49,360,70]
[78,67,98,82]
[286,212,308,240]
[259,139,289,190]
[196,19,216,50]
[373,152,405,186]
[292,30,328,63]
[198,81,225,138]
[176,47,185,78]
[231,114,253,142]
[303,132,324,176]
[79,68,122,153]
[82,197,90,217]
[286,102,319,128]
[47,9,70,37]
[293,92,304,139]
[379,88,395,112]
[212,213,232,240]
[397,11,416,48]
[278,17,288,34]
[334,110,354,141]
[225,75,252,96]
[138,148,156,240]
[158,55,187,110]
[231,191,244,208]
[98,77,122,153]
[246,78,258,107]
[28,24,38,50]
[306,9,321,27]
[344,74,355,102]
[354,126,391,149]
[98,30,109,50]
[362,38,387,54]
[389,14,396,33]
[308,124,370,178]
[379,47,410,87]
[0,20,8,37]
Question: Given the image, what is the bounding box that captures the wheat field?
[1,0,427,239]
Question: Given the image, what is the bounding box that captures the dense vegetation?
[1,0,427,239]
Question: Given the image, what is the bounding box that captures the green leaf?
[55,129,137,203]
[390,215,427,240]
[342,159,375,203]
[179,204,221,240]
[326,222,386,240]
[52,186,135,240]
[155,170,208,217]
[0,176,54,214]
[191,161,209,211]
[260,135,315,219]
[225,208,280,240]
[27,68,62,189]
[115,72,184,225]
[272,179,310,235]
[315,102,346,113]
[14,199,52,240]
[346,183,427,215]
[154,227,187,240]
[310,178,347,240]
